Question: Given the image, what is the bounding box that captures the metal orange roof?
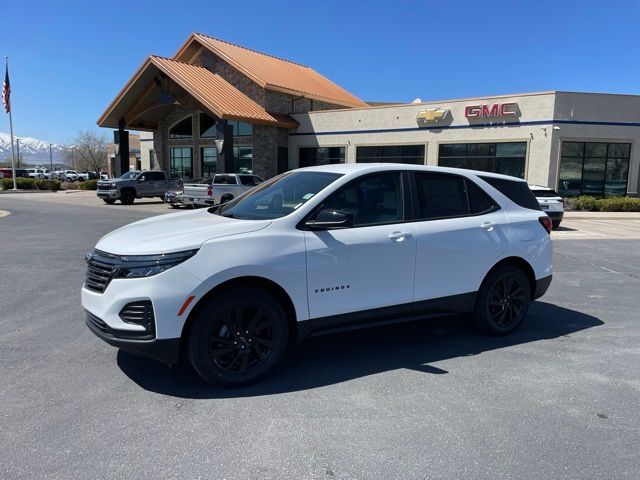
[97,56,298,129]
[175,33,369,109]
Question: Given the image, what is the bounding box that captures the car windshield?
[213,171,342,220]
[119,171,141,180]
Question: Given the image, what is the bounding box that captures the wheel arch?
[483,256,536,300]
[179,275,298,357]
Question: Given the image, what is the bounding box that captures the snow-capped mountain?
[0,132,68,164]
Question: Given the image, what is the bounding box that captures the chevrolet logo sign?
[416,108,448,122]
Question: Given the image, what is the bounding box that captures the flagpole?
[5,56,17,190]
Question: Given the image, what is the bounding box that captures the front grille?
[119,301,156,337]
[97,184,112,191]
[86,310,155,340]
[85,250,119,293]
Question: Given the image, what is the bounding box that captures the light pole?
[49,143,53,172]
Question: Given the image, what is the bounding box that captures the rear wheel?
[102,198,116,205]
[187,288,289,387]
[473,266,531,335]
[120,189,135,205]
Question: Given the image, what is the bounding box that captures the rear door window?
[480,176,541,211]
[214,175,237,185]
[414,173,469,219]
[466,179,498,214]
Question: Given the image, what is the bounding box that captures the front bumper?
[533,275,553,300]
[97,189,118,199]
[85,311,180,364]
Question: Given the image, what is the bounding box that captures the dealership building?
[99,33,640,197]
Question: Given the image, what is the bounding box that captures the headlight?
[113,249,198,279]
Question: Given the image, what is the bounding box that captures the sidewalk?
[564,211,640,220]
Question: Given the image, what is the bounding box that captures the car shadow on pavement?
[117,301,603,398]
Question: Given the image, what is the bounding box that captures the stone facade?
[149,45,355,180]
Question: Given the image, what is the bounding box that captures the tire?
[103,198,116,205]
[220,193,234,204]
[187,288,289,387]
[552,220,561,230]
[170,204,180,209]
[473,265,531,335]
[120,189,135,205]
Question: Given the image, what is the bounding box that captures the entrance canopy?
[97,56,298,130]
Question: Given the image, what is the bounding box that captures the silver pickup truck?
[97,170,176,205]
[167,173,264,208]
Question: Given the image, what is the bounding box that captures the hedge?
[77,180,98,190]
[568,195,640,212]
[1,178,61,191]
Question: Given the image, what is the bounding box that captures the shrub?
[1,177,35,190]
[34,180,62,191]
[571,195,597,211]
[77,180,98,190]
[595,197,640,212]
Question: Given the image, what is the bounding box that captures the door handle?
[481,221,495,231]
[389,231,409,241]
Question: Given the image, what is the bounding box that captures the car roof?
[296,163,528,182]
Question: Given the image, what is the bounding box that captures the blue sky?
[2,0,639,144]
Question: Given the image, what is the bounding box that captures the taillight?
[207,185,213,196]
[538,216,552,234]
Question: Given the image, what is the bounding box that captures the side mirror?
[305,209,354,230]
[137,176,146,182]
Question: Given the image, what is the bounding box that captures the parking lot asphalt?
[0,193,639,479]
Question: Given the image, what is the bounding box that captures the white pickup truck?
[169,173,264,208]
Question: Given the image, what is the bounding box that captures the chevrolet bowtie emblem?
[416,108,447,122]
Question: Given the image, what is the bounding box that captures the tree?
[66,130,108,174]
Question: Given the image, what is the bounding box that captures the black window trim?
[298,170,412,231]
[408,171,500,223]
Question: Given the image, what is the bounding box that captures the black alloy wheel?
[120,189,135,205]
[188,288,289,386]
[473,266,531,335]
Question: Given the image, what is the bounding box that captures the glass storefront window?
[170,147,193,179]
[558,142,631,197]
[299,147,345,167]
[201,147,217,177]
[228,120,252,137]
[200,113,216,138]
[356,145,425,164]
[233,146,253,173]
[169,117,193,139]
[438,142,527,179]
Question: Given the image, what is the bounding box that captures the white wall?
[289,91,640,194]
[139,131,154,170]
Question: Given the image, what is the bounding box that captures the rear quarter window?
[480,176,541,211]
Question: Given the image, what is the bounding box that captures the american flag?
[2,64,10,114]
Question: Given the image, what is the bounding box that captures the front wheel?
[103,198,116,205]
[120,190,135,205]
[473,266,531,335]
[187,288,289,387]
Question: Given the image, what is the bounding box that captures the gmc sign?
[465,102,518,119]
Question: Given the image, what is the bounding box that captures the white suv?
[528,184,564,229]
[82,164,553,386]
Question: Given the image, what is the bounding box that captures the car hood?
[96,208,271,255]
